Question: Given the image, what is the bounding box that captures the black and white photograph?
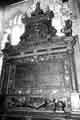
[0,0,80,120]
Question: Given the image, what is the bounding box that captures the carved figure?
[61,19,72,36]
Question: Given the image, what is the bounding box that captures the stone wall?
[0,9,5,76]
[72,0,80,91]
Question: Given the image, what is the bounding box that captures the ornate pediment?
[20,2,57,44]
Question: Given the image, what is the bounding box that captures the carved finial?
[45,5,54,19]
[31,2,43,16]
